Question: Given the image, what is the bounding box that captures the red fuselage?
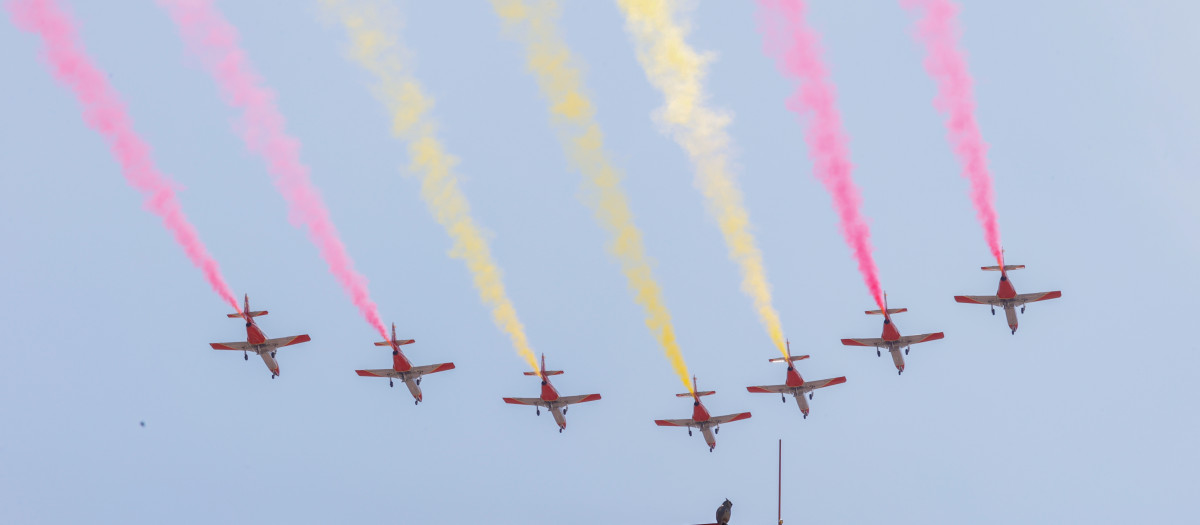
[539,377,560,402]
[244,316,266,345]
[881,315,902,342]
[784,366,805,388]
[393,340,417,373]
[691,397,712,423]
[997,271,1018,299]
[391,343,413,372]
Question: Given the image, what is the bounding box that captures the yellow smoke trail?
[615,0,787,357]
[321,0,539,372]
[491,0,692,392]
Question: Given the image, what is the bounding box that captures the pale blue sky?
[2,1,1198,523]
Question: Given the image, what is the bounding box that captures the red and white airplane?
[747,340,846,418]
[954,261,1062,334]
[209,294,311,378]
[655,376,752,452]
[841,294,944,375]
[503,354,601,433]
[355,323,455,405]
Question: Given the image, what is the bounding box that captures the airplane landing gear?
[416,378,421,385]
[536,408,540,416]
[389,379,394,388]
[271,374,276,379]
[991,307,995,315]
[876,349,881,357]
[898,370,903,375]
[558,428,563,434]
[414,399,419,405]
[688,429,692,436]
[244,352,248,361]
[563,407,568,414]
[270,351,276,358]
[781,395,786,403]
[715,427,720,434]
[905,347,910,355]
[709,447,714,453]
[1021,305,1026,313]
[809,392,814,400]
[1011,328,1017,335]
[803,413,808,419]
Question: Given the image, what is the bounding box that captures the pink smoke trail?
[158,0,387,339]
[7,0,240,313]
[755,0,885,311]
[904,0,1003,265]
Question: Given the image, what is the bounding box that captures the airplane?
[355,323,455,405]
[746,340,846,418]
[209,294,311,378]
[655,376,752,452]
[954,261,1062,334]
[503,354,601,433]
[841,294,944,375]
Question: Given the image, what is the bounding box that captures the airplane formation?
[211,260,1059,452]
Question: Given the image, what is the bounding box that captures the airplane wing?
[264,334,311,348]
[356,369,398,378]
[804,376,848,390]
[654,418,696,427]
[558,393,602,405]
[954,294,1002,305]
[841,337,887,347]
[895,332,945,346]
[746,384,789,394]
[708,412,753,425]
[411,362,456,376]
[503,397,543,406]
[210,341,254,351]
[1014,291,1062,304]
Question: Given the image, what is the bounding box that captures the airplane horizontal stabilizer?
[227,310,267,318]
[866,308,907,315]
[374,339,414,346]
[769,355,810,363]
[523,370,563,376]
[676,390,715,398]
[982,264,1025,271]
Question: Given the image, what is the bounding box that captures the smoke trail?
[491,0,693,392]
[319,0,540,373]
[756,0,885,311]
[615,0,787,357]
[159,0,387,339]
[904,0,1003,264]
[8,0,240,313]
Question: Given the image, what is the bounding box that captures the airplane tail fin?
[769,355,810,363]
[228,295,267,318]
[865,308,907,315]
[982,264,1025,271]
